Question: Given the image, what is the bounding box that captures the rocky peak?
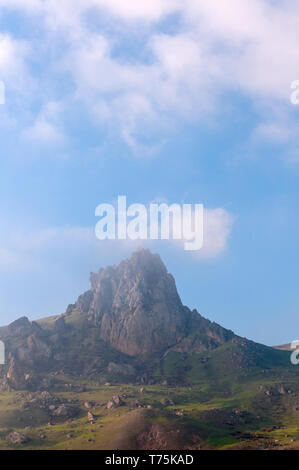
[66,248,234,357]
[78,248,188,356]
[89,248,181,312]
[6,317,40,338]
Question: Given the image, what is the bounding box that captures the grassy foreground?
[1,369,299,450]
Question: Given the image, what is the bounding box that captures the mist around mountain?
[0,248,298,450]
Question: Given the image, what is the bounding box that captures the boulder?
[6,431,29,445]
[106,394,125,409]
[52,404,75,418]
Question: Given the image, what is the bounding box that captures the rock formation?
[0,248,241,390]
[68,248,234,356]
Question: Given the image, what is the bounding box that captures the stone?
[6,431,29,445]
[106,394,124,409]
[106,400,115,410]
[52,405,75,418]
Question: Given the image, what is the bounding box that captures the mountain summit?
[66,247,233,356]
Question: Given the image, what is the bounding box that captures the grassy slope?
[1,361,299,450]
[1,312,298,449]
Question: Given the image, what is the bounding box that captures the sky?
[0,0,299,345]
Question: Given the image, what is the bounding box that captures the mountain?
[0,248,290,392]
[68,247,234,356]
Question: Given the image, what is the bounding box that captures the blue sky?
[0,0,299,345]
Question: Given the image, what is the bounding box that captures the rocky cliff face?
[67,248,233,356]
[85,248,188,355]
[0,317,53,390]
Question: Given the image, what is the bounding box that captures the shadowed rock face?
[85,248,189,356]
[64,247,234,357]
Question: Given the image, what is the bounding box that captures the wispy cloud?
[0,203,233,273]
[0,0,298,156]
[22,101,65,144]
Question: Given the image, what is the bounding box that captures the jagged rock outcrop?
[86,248,188,355]
[5,357,26,389]
[71,248,233,356]
[8,317,37,337]
[0,316,53,390]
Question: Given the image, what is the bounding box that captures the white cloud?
[250,103,299,163]
[200,208,234,259]
[22,101,65,143]
[0,0,298,154]
[0,33,31,92]
[96,0,181,21]
[0,0,41,10]
[0,226,94,271]
[23,118,62,143]
[0,247,36,271]
[0,0,180,22]
[0,203,233,272]
[168,206,233,258]
[182,0,299,102]
[60,0,299,151]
